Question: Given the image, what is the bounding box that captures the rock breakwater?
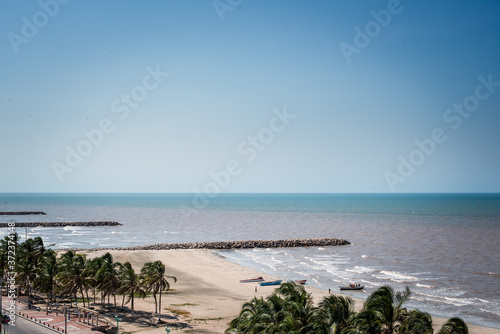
[0,221,122,227]
[76,238,351,251]
[0,211,47,215]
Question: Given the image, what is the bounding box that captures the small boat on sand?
[240,277,265,283]
[259,280,282,286]
[294,279,307,285]
[339,284,364,290]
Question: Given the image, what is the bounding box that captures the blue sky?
[1,0,499,193]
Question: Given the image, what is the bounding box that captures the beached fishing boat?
[240,277,265,283]
[259,280,282,286]
[294,279,307,285]
[339,284,364,290]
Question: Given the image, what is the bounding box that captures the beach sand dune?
[82,249,500,334]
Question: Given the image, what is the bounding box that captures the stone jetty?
[0,221,122,228]
[0,211,47,215]
[75,238,351,252]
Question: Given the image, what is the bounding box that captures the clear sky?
[1,0,499,193]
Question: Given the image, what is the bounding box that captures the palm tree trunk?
[131,293,134,318]
[153,291,157,313]
[79,285,86,308]
[158,290,162,319]
[52,281,56,303]
[85,288,90,307]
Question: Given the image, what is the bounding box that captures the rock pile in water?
[74,238,351,252]
[0,211,47,215]
[0,221,122,227]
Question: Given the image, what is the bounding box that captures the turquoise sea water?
[2,192,499,216]
[0,193,499,328]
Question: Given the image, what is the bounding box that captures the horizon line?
[1,192,499,195]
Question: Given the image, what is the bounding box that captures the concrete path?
[2,299,105,334]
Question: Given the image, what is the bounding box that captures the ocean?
[0,193,499,329]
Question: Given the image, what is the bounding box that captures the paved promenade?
[2,299,106,334]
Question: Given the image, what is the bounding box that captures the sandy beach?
[81,248,500,334]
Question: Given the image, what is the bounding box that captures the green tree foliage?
[117,262,147,318]
[95,253,122,307]
[34,249,58,302]
[0,236,175,320]
[141,260,177,318]
[227,284,469,334]
[438,318,469,334]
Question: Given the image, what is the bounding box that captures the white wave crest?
[345,266,374,274]
[376,270,419,282]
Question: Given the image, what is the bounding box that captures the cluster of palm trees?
[0,234,176,319]
[226,282,468,334]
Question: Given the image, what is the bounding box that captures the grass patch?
[75,297,93,303]
[170,303,198,307]
[115,291,156,298]
[163,289,176,294]
[135,291,154,297]
[165,307,191,316]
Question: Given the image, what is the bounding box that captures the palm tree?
[16,236,46,299]
[141,260,176,320]
[268,293,291,332]
[19,236,46,268]
[227,283,471,334]
[86,256,103,306]
[399,310,433,334]
[363,285,411,334]
[315,294,355,333]
[275,281,316,332]
[227,281,315,333]
[57,251,92,307]
[345,309,383,334]
[15,258,37,298]
[438,317,469,334]
[34,249,59,303]
[0,233,20,280]
[94,253,122,308]
[141,262,158,313]
[227,296,275,333]
[117,262,146,318]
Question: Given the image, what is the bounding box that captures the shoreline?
[78,248,500,334]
